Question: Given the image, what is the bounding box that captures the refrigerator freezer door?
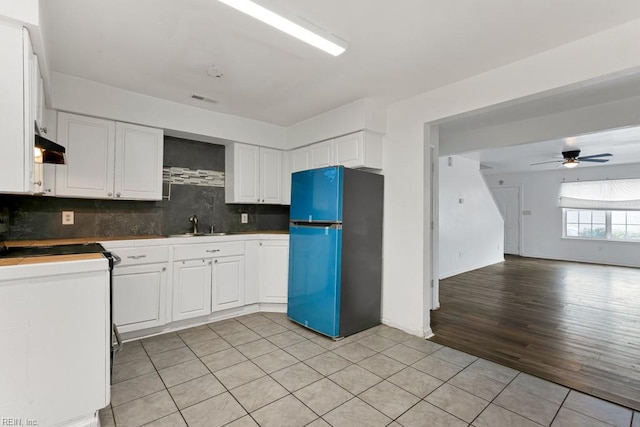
[290,166,343,223]
[287,225,342,337]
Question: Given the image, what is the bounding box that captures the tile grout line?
[548,389,571,427]
[466,369,523,427]
[113,315,638,427]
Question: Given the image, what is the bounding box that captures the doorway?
[491,186,521,255]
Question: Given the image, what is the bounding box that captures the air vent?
[191,94,218,104]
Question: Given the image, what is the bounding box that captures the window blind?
[559,179,640,210]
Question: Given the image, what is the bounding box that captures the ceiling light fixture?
[563,158,579,168]
[217,0,348,56]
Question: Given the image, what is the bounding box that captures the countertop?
[0,253,105,267]
[1,231,289,266]
[4,231,288,248]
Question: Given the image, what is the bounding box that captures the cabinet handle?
[257,198,260,202]
[214,259,218,263]
[108,192,113,197]
[116,192,121,197]
[206,249,221,253]
[45,188,51,193]
[262,199,265,202]
[162,267,166,272]
[40,127,48,134]
[259,242,263,246]
[127,255,147,259]
[34,180,42,186]
[208,261,212,265]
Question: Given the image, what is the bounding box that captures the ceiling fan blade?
[530,160,562,166]
[578,153,612,160]
[580,158,610,163]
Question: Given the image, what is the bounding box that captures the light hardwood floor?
[430,255,640,411]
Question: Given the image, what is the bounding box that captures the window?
[611,210,640,240]
[560,179,640,242]
[563,209,640,241]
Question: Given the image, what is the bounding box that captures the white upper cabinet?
[226,143,259,203]
[226,143,282,204]
[0,24,36,194]
[310,140,334,169]
[56,112,163,200]
[334,131,383,169]
[114,122,164,200]
[260,147,283,204]
[56,113,115,198]
[290,147,311,173]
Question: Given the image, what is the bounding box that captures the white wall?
[439,156,504,279]
[287,98,387,148]
[484,163,640,268]
[50,73,288,149]
[0,0,38,25]
[382,18,640,337]
[440,93,640,156]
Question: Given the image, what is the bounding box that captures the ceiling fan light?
[218,0,348,56]
[563,159,579,168]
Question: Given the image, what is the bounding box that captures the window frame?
[562,208,640,242]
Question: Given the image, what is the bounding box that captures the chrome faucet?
[210,224,216,234]
[189,214,198,234]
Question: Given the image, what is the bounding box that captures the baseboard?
[439,257,504,280]
[522,252,640,269]
[121,304,287,342]
[381,317,425,338]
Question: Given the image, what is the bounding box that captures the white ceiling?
[473,125,640,174]
[41,0,640,126]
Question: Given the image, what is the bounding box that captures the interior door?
[492,186,521,255]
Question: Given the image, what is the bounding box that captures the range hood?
[35,134,66,164]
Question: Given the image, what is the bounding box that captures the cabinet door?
[173,259,212,321]
[0,26,36,194]
[212,256,245,312]
[41,163,56,196]
[310,140,334,169]
[56,112,115,198]
[259,240,289,304]
[113,263,167,333]
[260,148,282,204]
[236,144,261,203]
[290,147,311,173]
[334,132,364,168]
[114,122,164,200]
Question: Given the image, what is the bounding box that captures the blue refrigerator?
[287,166,384,338]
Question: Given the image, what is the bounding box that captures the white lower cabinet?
[113,263,167,333]
[106,237,287,335]
[259,240,289,304]
[173,259,212,321]
[212,255,245,311]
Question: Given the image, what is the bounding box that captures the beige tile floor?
[101,312,640,427]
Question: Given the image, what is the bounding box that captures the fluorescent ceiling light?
[218,0,347,56]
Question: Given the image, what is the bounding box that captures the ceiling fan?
[530,149,612,168]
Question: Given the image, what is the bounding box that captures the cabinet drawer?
[111,246,169,266]
[173,242,244,261]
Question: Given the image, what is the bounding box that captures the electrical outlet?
[62,211,74,225]
[241,213,248,224]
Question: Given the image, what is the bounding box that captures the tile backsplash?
[0,136,289,241]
